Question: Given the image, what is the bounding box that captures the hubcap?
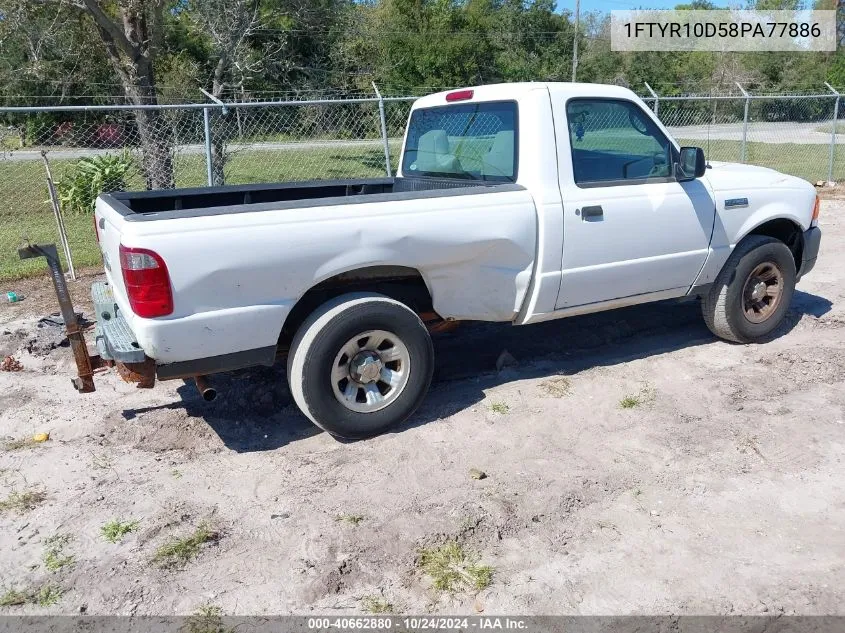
[331,329,411,413]
[741,262,784,324]
[349,351,382,383]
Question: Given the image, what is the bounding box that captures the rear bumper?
[798,226,821,280]
[92,281,147,364]
[93,280,277,380]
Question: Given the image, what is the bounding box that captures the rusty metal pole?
[18,243,98,393]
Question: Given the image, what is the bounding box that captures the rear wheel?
[287,293,434,439]
[701,235,796,343]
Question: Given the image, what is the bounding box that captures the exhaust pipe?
[194,375,217,402]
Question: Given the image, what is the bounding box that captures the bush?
[57,151,135,215]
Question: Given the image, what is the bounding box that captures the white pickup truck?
[92,82,821,438]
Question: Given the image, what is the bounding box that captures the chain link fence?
[0,96,415,279]
[643,90,841,184]
[1,86,843,281]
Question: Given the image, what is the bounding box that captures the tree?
[185,0,265,184]
[2,0,176,188]
[71,0,174,189]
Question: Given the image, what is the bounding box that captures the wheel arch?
[278,265,436,352]
[743,217,804,273]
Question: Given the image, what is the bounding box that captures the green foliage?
[56,151,135,216]
[43,534,75,572]
[100,519,139,544]
[56,151,135,214]
[361,595,394,614]
[153,524,218,568]
[0,583,63,608]
[35,584,63,607]
[181,605,236,633]
[619,394,642,409]
[0,489,47,514]
[342,0,576,93]
[489,402,509,414]
[1,0,844,115]
[0,589,28,607]
[418,541,493,591]
[335,513,365,526]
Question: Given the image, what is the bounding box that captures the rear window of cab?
[401,101,518,182]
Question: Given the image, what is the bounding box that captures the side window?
[566,99,673,186]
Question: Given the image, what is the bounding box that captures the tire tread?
[701,235,792,343]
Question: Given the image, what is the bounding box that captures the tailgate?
[93,196,148,363]
[94,196,131,309]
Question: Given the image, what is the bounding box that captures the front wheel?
[287,293,434,439]
[701,235,796,343]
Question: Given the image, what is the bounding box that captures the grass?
[619,394,643,409]
[335,513,365,526]
[361,595,394,614]
[100,519,139,544]
[43,534,74,572]
[153,523,218,568]
[674,137,837,183]
[0,143,399,281]
[417,541,493,592]
[619,384,656,409]
[489,402,509,414]
[3,437,38,451]
[3,433,49,450]
[0,589,28,607]
[35,584,63,606]
[0,583,63,608]
[0,489,46,514]
[183,604,235,633]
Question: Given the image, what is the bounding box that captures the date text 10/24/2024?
[307,617,529,630]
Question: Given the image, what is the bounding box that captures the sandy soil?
[1,203,843,617]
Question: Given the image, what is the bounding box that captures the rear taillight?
[811,195,820,227]
[93,215,100,243]
[119,244,173,318]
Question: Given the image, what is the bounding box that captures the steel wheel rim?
[331,329,411,413]
[741,261,784,324]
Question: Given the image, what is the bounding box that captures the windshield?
[401,101,517,182]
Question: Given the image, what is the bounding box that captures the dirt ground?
[1,202,844,617]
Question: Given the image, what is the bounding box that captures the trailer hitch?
[18,243,111,393]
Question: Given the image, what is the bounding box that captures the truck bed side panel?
[97,187,537,364]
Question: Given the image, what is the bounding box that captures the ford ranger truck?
[92,82,822,439]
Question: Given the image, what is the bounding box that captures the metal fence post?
[372,82,392,177]
[644,82,659,117]
[736,82,750,163]
[202,107,214,187]
[200,89,228,187]
[825,82,840,184]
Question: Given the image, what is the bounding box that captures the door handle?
[581,205,603,219]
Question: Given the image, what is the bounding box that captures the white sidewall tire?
[287,292,434,439]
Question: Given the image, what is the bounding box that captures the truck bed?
[103,176,490,220]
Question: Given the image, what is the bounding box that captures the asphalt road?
[0,120,839,162]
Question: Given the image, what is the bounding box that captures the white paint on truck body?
[95,82,818,367]
[96,187,537,363]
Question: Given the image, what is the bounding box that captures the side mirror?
[675,146,706,182]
